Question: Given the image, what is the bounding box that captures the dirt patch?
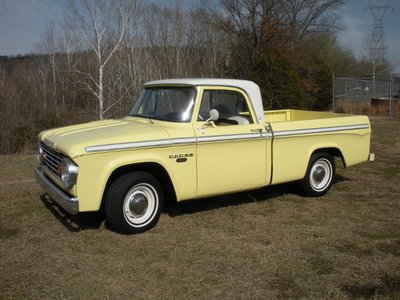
[343,275,400,299]
[376,240,400,257]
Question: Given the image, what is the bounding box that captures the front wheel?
[105,172,164,234]
[301,153,335,197]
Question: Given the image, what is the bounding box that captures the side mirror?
[202,109,219,129]
[209,109,219,121]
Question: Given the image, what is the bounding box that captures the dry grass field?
[1,117,399,299]
[335,101,400,117]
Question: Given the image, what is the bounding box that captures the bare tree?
[190,7,233,77]
[282,0,344,42]
[68,0,140,120]
[202,0,286,76]
[57,20,82,109]
[142,2,190,78]
[38,23,59,110]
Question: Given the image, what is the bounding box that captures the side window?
[198,90,253,125]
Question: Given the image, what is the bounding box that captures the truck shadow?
[40,175,349,232]
[165,182,295,217]
[40,194,105,232]
[165,175,349,217]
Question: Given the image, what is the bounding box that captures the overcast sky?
[0,0,399,73]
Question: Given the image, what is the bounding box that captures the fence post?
[389,73,393,116]
[332,73,335,112]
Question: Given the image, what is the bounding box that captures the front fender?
[74,145,196,212]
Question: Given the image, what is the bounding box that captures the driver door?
[194,87,269,198]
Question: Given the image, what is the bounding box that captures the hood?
[39,118,171,158]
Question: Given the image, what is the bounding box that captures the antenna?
[365,0,393,65]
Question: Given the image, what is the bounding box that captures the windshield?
[129,87,196,123]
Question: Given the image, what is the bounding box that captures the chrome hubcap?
[129,195,148,217]
[123,183,158,226]
[313,167,326,184]
[310,158,332,191]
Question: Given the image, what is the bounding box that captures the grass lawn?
[1,117,399,299]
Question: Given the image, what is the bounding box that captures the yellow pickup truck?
[35,79,372,233]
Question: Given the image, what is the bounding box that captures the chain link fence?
[333,75,400,116]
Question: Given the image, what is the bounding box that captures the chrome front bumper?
[34,168,79,214]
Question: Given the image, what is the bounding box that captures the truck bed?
[264,109,371,186]
[265,109,347,123]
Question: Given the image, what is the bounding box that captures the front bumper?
[35,168,79,214]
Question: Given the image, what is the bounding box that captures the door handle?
[250,128,262,133]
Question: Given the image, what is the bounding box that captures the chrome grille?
[41,142,64,179]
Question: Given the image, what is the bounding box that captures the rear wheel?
[105,172,164,234]
[301,153,335,197]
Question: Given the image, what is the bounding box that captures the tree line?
[0,0,377,154]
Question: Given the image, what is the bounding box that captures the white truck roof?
[145,78,265,124]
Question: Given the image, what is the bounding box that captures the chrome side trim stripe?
[86,139,173,153]
[85,124,369,153]
[86,137,198,152]
[273,124,370,138]
[85,133,269,152]
[171,137,197,145]
[197,132,269,143]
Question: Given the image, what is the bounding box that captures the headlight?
[60,158,79,189]
[36,143,44,166]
